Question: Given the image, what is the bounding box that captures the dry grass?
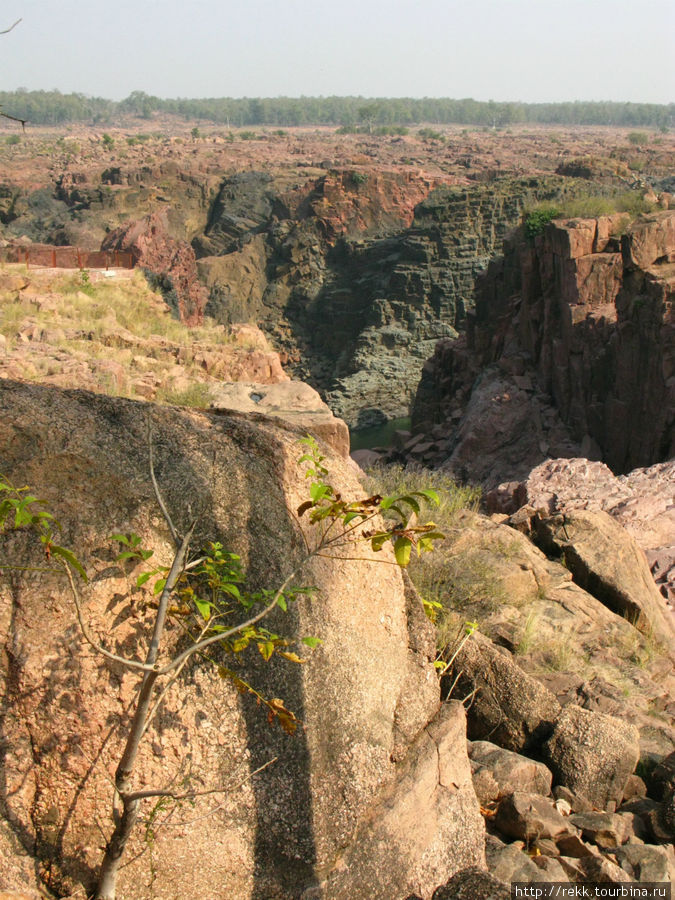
[0,264,244,406]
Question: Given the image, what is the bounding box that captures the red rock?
[102,211,208,325]
[623,211,675,269]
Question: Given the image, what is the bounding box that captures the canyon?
[0,121,674,899]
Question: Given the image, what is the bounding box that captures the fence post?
[51,248,56,268]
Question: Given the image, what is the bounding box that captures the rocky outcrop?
[102,211,208,325]
[0,267,288,404]
[533,509,675,644]
[0,379,483,900]
[411,211,675,481]
[209,380,350,457]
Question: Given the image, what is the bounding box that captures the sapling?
[0,432,444,899]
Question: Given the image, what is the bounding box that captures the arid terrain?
[0,119,674,900]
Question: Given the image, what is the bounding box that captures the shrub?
[627,131,648,146]
[524,204,562,239]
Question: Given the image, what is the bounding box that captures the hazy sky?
[2,0,673,103]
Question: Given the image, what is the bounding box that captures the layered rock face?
[411,211,675,481]
[199,173,593,428]
[0,379,484,900]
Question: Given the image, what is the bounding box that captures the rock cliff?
[200,173,595,427]
[411,210,675,481]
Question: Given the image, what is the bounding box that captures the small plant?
[627,131,648,146]
[349,170,368,186]
[6,133,20,145]
[418,127,443,141]
[101,132,115,149]
[524,204,562,240]
[190,126,200,140]
[515,611,539,656]
[156,381,212,408]
[77,267,96,297]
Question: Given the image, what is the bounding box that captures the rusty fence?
[1,245,135,270]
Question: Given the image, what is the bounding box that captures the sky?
[1,0,673,104]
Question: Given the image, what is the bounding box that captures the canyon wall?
[411,211,674,482]
[197,173,595,427]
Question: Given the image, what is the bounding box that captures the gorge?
[0,121,674,899]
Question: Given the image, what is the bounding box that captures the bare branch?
[63,563,157,673]
[126,756,277,803]
[139,618,211,741]
[0,18,21,34]
[148,419,179,547]
[139,757,278,829]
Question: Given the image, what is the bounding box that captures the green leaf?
[110,532,130,545]
[116,550,140,561]
[398,494,421,515]
[309,482,330,503]
[136,571,152,587]
[370,532,391,552]
[277,594,287,612]
[194,597,211,621]
[393,537,412,568]
[51,544,88,582]
[416,489,440,505]
[301,636,323,649]
[153,577,167,596]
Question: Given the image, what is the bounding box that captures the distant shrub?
[6,134,21,145]
[524,190,656,240]
[101,132,114,149]
[627,131,648,146]
[418,127,443,141]
[350,171,368,186]
[238,131,257,140]
[524,204,562,239]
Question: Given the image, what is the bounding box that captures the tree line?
[0,89,672,129]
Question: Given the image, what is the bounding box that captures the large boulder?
[468,741,553,804]
[431,867,509,900]
[445,633,561,752]
[543,705,640,809]
[210,380,350,458]
[495,457,675,606]
[0,379,483,900]
[534,509,675,645]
